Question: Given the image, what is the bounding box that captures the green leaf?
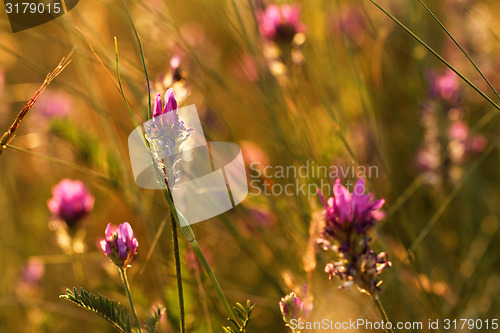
[222,300,256,333]
[59,287,132,333]
[143,305,165,333]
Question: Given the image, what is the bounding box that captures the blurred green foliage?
[0,0,499,332]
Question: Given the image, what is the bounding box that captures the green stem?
[171,212,186,333]
[369,0,500,113]
[115,38,140,130]
[371,293,394,333]
[193,257,214,333]
[115,1,234,325]
[120,0,152,119]
[415,0,500,101]
[69,236,85,284]
[119,267,142,332]
[190,239,237,325]
[135,118,235,326]
[153,171,235,323]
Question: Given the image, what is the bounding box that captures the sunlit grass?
[0,0,499,332]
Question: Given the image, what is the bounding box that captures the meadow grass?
[0,0,499,332]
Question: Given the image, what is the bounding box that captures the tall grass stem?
[415,0,500,100]
[191,239,238,325]
[120,0,152,119]
[371,294,394,333]
[119,267,142,332]
[369,0,500,112]
[170,211,186,333]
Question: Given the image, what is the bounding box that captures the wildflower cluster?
[17,258,45,296]
[99,222,139,269]
[417,69,487,185]
[257,3,305,83]
[47,178,94,227]
[37,90,72,119]
[279,285,312,331]
[317,179,391,294]
[257,4,304,44]
[144,88,192,188]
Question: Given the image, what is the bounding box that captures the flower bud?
[99,222,139,268]
[47,179,94,227]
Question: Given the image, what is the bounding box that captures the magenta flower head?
[152,87,178,118]
[428,69,460,103]
[20,258,45,286]
[279,285,312,328]
[448,120,487,160]
[257,4,304,43]
[37,90,72,119]
[170,55,183,82]
[99,222,139,268]
[47,179,94,227]
[318,179,391,294]
[145,88,192,188]
[448,120,469,142]
[17,258,45,296]
[336,7,367,42]
[319,178,385,238]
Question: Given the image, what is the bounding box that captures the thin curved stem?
[139,122,235,325]
[191,239,238,325]
[371,293,394,333]
[193,255,213,333]
[416,0,500,101]
[0,52,72,156]
[171,212,186,333]
[119,267,142,332]
[160,162,187,333]
[115,37,140,129]
[70,235,86,284]
[369,0,500,113]
[120,0,152,119]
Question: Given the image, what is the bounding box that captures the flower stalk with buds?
[279,285,312,333]
[48,179,94,228]
[143,89,239,331]
[318,178,393,333]
[99,222,141,331]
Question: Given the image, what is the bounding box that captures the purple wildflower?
[99,222,139,268]
[17,258,45,296]
[153,88,178,118]
[324,249,391,293]
[145,88,192,188]
[448,120,487,163]
[170,55,183,82]
[428,69,460,103]
[47,179,94,227]
[170,55,181,70]
[37,90,72,118]
[257,4,304,43]
[20,258,45,286]
[318,178,385,236]
[249,207,276,228]
[279,285,312,328]
[416,147,440,172]
[467,134,487,153]
[332,6,367,43]
[448,121,469,142]
[318,179,391,294]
